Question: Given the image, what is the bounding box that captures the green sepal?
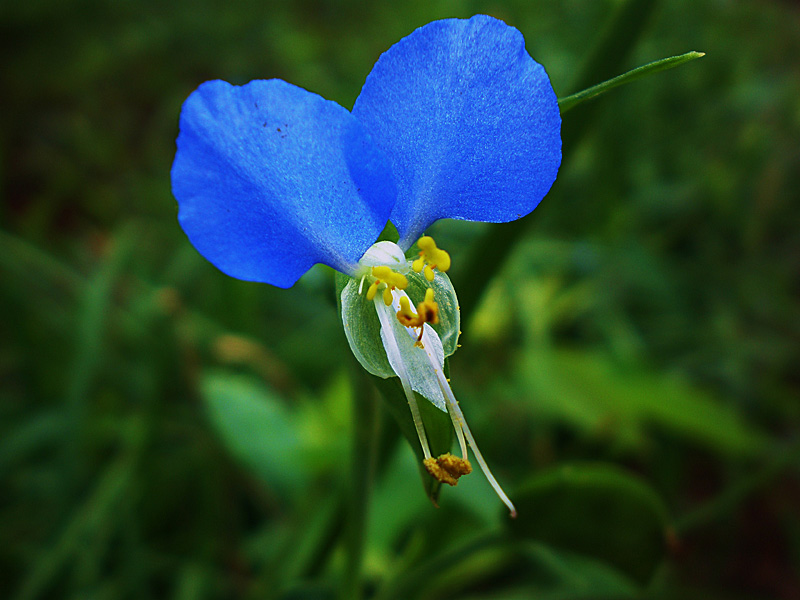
[336,268,460,382]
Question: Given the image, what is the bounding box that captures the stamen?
[412,236,451,281]
[367,266,408,307]
[421,346,517,517]
[396,296,417,327]
[398,317,515,516]
[395,288,439,329]
[424,453,472,486]
[366,281,380,301]
[373,294,432,460]
[371,266,408,290]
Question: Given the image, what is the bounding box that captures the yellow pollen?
[396,289,439,330]
[366,281,380,301]
[371,266,408,289]
[366,266,408,305]
[424,453,473,486]
[412,236,451,280]
[395,288,439,347]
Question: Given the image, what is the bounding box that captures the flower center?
[356,236,516,516]
[366,265,408,306]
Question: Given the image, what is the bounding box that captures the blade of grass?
[340,365,381,600]
[456,0,658,319]
[64,227,136,483]
[12,455,136,600]
[558,51,705,113]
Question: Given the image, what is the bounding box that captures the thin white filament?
[392,295,468,459]
[424,348,518,518]
[374,296,432,460]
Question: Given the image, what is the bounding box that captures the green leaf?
[517,348,768,456]
[200,371,307,496]
[515,542,640,600]
[558,51,705,113]
[509,462,669,586]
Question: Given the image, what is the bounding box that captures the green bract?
[338,252,460,412]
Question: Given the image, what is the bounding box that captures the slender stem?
[448,404,468,459]
[340,366,381,600]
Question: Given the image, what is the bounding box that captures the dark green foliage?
[2,1,799,599]
[511,463,669,585]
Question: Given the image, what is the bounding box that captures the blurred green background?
[2,0,799,598]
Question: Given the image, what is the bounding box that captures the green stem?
[340,366,381,600]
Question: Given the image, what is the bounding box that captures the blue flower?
[171,15,561,288]
[171,14,561,516]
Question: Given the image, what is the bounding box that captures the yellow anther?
[424,453,472,486]
[371,266,408,290]
[396,296,417,326]
[366,266,408,305]
[395,290,439,329]
[366,281,380,301]
[412,236,451,282]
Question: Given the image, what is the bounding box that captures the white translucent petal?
[376,291,447,412]
[357,240,406,267]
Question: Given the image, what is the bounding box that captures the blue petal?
[171,79,396,288]
[352,15,562,247]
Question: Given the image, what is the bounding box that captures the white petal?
[376,294,447,412]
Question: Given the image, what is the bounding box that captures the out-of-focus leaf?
[0,411,69,473]
[516,542,639,600]
[460,542,639,600]
[517,348,769,456]
[200,371,307,496]
[13,457,134,600]
[509,462,669,585]
[279,583,335,600]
